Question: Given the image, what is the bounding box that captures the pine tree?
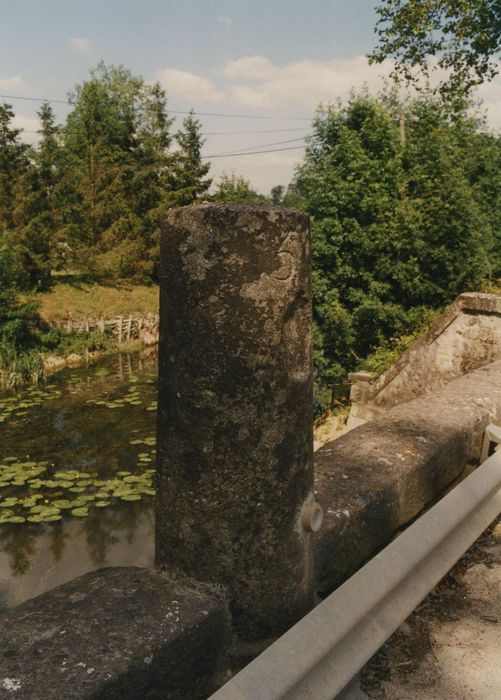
[168,111,211,206]
[0,103,28,232]
[60,63,175,280]
[15,102,63,288]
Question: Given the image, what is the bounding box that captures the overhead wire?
[0,93,311,121]
[202,145,309,159]
[1,92,315,160]
[204,136,308,157]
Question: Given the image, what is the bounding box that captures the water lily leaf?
[52,500,73,509]
[0,498,19,508]
[43,481,62,489]
[54,472,76,481]
[71,507,89,517]
[29,505,44,514]
[138,488,156,496]
[120,494,142,501]
[94,500,111,508]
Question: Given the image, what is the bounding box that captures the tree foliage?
[370,0,501,95]
[294,91,496,397]
[212,172,266,202]
[167,111,212,207]
[59,63,175,280]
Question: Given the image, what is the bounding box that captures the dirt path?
[361,518,501,699]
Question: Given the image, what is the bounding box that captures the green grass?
[33,279,159,322]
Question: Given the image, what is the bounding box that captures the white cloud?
[218,16,233,28]
[155,68,225,105]
[68,37,92,54]
[0,75,26,91]
[225,55,394,110]
[224,55,275,81]
[152,55,501,193]
[12,114,40,144]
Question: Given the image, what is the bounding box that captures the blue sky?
[1,1,500,192]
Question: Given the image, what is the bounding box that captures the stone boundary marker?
[156,202,319,644]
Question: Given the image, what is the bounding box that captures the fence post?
[155,203,320,645]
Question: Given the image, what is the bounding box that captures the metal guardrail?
[210,426,501,700]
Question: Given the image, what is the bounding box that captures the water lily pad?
[120,494,142,501]
[0,498,19,508]
[94,500,111,508]
[52,500,73,509]
[70,507,89,517]
[54,472,76,481]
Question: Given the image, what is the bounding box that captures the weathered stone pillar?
[156,203,319,643]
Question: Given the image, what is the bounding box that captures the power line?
[0,93,311,122]
[202,145,308,159]
[0,93,69,105]
[206,136,308,157]
[203,127,309,135]
[20,127,310,137]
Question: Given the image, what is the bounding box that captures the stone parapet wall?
[348,292,501,427]
[315,360,501,595]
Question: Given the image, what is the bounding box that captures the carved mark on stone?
[281,291,311,381]
[271,232,300,282]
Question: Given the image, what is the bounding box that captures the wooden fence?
[56,313,159,344]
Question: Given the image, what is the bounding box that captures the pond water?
[0,352,158,609]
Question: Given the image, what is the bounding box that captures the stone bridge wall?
[348,292,501,427]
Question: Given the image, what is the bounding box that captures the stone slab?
[0,567,230,700]
[315,361,501,594]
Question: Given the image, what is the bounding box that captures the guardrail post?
[156,202,319,644]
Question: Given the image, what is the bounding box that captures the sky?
[1,0,501,193]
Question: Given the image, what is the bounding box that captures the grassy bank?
[34,279,159,322]
[2,279,159,391]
